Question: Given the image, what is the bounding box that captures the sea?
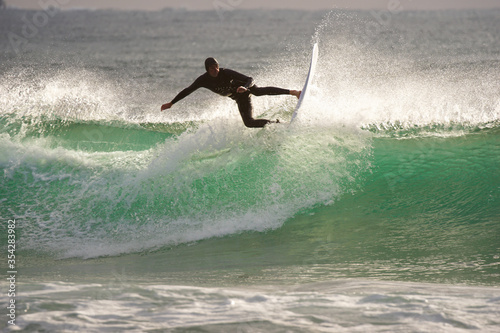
[1,5,499,332]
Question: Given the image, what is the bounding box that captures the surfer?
[161,57,301,128]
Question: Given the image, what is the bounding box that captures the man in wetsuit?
[161,57,301,128]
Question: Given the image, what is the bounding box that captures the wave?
[1,15,499,259]
[0,111,372,258]
[1,111,498,259]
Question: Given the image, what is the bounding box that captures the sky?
[7,0,500,11]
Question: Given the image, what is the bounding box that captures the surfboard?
[290,43,319,123]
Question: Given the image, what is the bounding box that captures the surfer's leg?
[249,85,289,96]
[236,93,271,128]
[249,86,301,99]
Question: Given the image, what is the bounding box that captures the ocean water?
[1,7,500,332]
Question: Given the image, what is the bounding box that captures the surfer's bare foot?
[290,90,301,99]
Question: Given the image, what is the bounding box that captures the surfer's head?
[205,57,219,77]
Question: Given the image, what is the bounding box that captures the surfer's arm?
[170,81,201,104]
[241,75,254,89]
[224,69,254,92]
[162,76,205,111]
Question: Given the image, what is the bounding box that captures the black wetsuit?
[171,68,290,128]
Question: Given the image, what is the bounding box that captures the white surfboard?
[290,43,319,123]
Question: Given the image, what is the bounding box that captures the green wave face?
[1,108,498,263]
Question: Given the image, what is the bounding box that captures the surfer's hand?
[236,86,248,93]
[161,102,173,111]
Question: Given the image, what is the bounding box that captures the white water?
[11,280,500,332]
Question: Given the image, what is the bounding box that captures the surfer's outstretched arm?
[161,76,205,111]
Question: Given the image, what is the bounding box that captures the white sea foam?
[11,280,500,332]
